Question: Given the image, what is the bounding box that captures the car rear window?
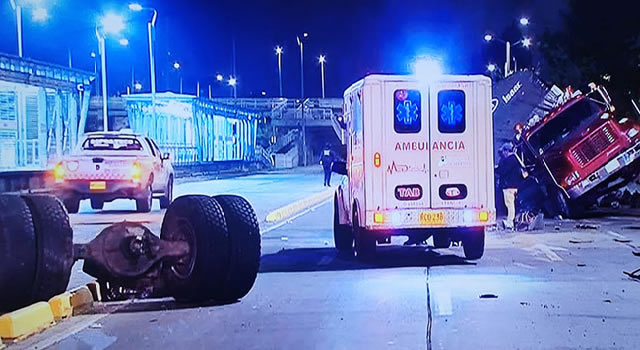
[82,137,143,151]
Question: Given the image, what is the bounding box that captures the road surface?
[14,168,640,349]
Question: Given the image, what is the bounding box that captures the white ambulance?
[333,74,495,260]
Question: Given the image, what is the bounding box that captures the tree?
[539,0,640,112]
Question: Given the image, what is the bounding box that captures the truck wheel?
[0,195,37,311]
[555,191,583,219]
[353,210,375,261]
[63,197,80,214]
[22,195,73,302]
[462,227,485,260]
[333,195,353,252]
[136,183,153,213]
[90,198,104,210]
[433,233,451,249]
[213,195,261,301]
[161,195,230,303]
[160,176,174,209]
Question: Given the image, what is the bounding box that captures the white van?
[333,74,495,260]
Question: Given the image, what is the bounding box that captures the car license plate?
[420,211,445,225]
[89,181,106,191]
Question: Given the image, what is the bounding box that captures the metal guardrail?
[0,52,93,88]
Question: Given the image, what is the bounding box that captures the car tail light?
[54,162,65,183]
[131,161,142,183]
[374,212,385,224]
[374,152,381,168]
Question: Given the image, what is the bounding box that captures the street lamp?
[487,63,496,72]
[519,17,530,26]
[32,7,47,22]
[129,3,159,122]
[119,38,129,46]
[318,55,326,99]
[216,73,223,82]
[228,76,237,98]
[9,0,50,57]
[483,32,533,78]
[173,61,182,93]
[96,12,126,131]
[275,46,283,97]
[297,34,308,99]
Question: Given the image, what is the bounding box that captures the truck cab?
[519,86,640,217]
[333,74,495,260]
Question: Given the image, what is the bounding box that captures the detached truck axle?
[0,194,261,312]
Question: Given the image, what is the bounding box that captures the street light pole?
[319,55,326,99]
[297,35,307,99]
[96,29,109,131]
[505,41,511,78]
[148,12,157,123]
[275,46,283,97]
[9,0,23,57]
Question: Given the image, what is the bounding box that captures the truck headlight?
[627,128,638,138]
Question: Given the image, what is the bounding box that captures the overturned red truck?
[494,72,640,217]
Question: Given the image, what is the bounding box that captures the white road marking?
[606,230,627,239]
[523,244,567,262]
[260,199,332,235]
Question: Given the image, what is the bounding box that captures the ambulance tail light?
[131,161,142,183]
[479,211,489,222]
[374,212,385,224]
[54,162,65,183]
[374,152,381,168]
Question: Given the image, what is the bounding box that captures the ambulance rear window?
[438,90,466,133]
[394,89,421,134]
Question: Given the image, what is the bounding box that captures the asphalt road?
[14,168,640,349]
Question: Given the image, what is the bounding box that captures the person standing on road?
[320,143,335,187]
[496,142,525,229]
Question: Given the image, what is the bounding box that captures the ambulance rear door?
[428,80,478,209]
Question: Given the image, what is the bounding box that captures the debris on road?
[281,236,289,241]
[479,294,498,299]
[576,223,600,230]
[632,251,640,257]
[623,268,640,280]
[569,239,594,244]
[89,323,103,329]
[577,263,586,267]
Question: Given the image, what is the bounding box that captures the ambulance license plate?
[89,181,106,191]
[420,212,445,225]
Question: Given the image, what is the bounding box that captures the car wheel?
[462,227,485,260]
[353,209,375,261]
[0,195,37,311]
[63,196,80,214]
[161,195,230,303]
[333,195,353,253]
[90,198,104,210]
[136,183,153,213]
[160,176,174,209]
[22,195,73,302]
[432,232,451,249]
[213,195,261,301]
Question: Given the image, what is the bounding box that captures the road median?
[265,188,334,223]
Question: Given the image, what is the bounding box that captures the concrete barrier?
[0,302,55,340]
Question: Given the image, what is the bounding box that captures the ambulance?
[333,74,495,260]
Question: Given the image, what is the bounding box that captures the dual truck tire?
[333,195,485,261]
[0,193,260,312]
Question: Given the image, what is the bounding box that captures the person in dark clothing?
[496,142,525,229]
[320,143,335,186]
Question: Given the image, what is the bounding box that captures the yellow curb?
[48,293,73,321]
[265,189,334,223]
[0,302,55,340]
[86,281,102,302]
[70,286,94,316]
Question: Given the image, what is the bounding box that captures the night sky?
[0,0,565,98]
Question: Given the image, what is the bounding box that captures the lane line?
[425,268,433,350]
[606,230,627,239]
[260,199,332,235]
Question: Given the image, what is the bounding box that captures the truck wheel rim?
[169,218,197,279]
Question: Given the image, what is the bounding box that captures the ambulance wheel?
[353,209,375,261]
[22,195,74,302]
[0,195,37,311]
[63,196,80,214]
[333,195,353,252]
[212,195,261,301]
[161,195,230,303]
[90,198,104,210]
[462,227,485,260]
